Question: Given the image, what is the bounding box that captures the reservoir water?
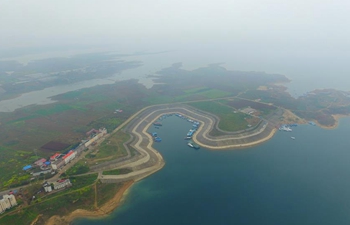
[73,116,350,225]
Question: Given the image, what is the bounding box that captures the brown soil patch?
[280,109,306,124]
[41,141,70,152]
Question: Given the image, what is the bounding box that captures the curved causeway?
[99,103,277,183]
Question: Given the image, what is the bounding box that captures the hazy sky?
[1,0,350,52]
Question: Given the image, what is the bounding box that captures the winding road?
[98,103,279,183]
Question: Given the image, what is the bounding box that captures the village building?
[43,182,53,193]
[23,165,32,171]
[32,169,52,177]
[0,194,17,214]
[53,179,72,190]
[63,150,76,164]
[51,158,65,170]
[34,158,47,166]
[84,127,107,148]
[75,143,86,156]
[50,153,60,161]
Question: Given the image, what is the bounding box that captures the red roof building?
[63,150,76,164]
[34,158,47,166]
[63,151,73,159]
[50,153,60,161]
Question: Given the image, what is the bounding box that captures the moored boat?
[187,141,200,149]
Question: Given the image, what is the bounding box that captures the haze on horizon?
[1,1,349,50]
[1,0,350,92]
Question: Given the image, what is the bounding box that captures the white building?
[43,183,52,193]
[51,158,65,170]
[84,128,107,148]
[53,179,72,190]
[0,194,17,214]
[63,150,76,164]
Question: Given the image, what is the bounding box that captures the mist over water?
[112,43,350,97]
[1,37,349,112]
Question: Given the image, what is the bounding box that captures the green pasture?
[86,131,129,164]
[188,101,249,132]
[65,161,90,176]
[102,168,132,176]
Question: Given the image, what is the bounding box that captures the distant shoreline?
[315,114,349,130]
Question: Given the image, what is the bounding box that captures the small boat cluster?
[151,113,201,148]
[151,132,162,142]
[308,121,316,126]
[279,124,298,140]
[187,141,200,149]
[174,113,201,149]
[151,114,175,141]
[278,124,297,132]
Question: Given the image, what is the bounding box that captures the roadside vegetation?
[102,168,132,176]
[65,161,90,176]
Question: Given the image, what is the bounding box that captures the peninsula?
[1,54,350,224]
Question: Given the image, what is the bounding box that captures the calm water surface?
[73,116,350,225]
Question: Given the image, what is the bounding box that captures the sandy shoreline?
[45,181,134,225]
[313,114,349,130]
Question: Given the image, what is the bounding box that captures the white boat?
[291,137,296,140]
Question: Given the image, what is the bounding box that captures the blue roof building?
[23,165,32,171]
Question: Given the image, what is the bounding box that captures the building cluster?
[83,127,107,148]
[21,128,107,180]
[49,145,83,171]
[0,194,17,214]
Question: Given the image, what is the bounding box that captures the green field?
[65,161,90,176]
[85,130,130,165]
[188,101,249,132]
